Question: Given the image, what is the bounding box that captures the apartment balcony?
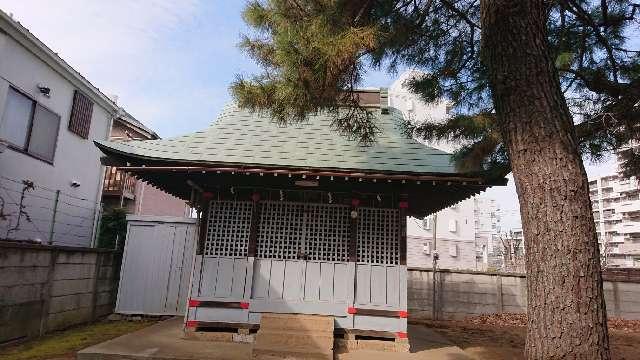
[618,201,640,214]
[616,222,640,235]
[103,166,136,200]
[601,213,622,221]
[600,181,614,189]
[614,180,639,194]
[609,235,627,244]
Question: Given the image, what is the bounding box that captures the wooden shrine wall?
[188,199,407,332]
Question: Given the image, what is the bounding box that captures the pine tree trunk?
[479,1,610,358]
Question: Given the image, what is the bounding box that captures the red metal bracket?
[188,299,201,308]
[347,306,357,314]
[398,310,408,318]
[185,320,198,328]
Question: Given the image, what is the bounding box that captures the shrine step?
[253,313,334,360]
[257,313,335,332]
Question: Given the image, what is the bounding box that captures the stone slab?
[78,318,252,360]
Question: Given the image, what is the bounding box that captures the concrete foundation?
[78,318,473,360]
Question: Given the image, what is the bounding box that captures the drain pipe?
[432,213,439,320]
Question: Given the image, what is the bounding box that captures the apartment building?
[474,197,503,270]
[589,172,640,268]
[390,69,503,270]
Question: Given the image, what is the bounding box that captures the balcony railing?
[103,166,136,199]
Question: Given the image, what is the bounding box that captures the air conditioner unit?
[423,217,431,230]
[449,244,458,257]
[423,242,431,254]
[448,219,457,232]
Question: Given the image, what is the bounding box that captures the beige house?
[102,114,188,217]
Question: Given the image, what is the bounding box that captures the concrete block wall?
[0,242,121,343]
[408,268,640,321]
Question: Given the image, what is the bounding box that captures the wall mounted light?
[37,83,51,98]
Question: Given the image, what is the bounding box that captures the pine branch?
[439,0,480,29]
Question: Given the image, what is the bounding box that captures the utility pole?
[431,213,439,320]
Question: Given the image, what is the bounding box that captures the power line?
[57,199,98,211]
[55,210,95,221]
[0,186,54,201]
[0,175,101,205]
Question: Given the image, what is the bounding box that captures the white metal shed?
[115,215,197,316]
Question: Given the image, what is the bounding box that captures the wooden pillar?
[248,192,261,257]
[348,197,360,262]
[196,194,210,255]
[398,195,408,265]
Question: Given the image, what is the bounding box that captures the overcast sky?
[0,1,617,230]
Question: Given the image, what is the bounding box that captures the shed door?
[116,220,196,315]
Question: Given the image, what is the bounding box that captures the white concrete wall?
[388,69,452,152]
[0,32,111,246]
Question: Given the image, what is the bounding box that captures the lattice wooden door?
[257,201,350,261]
[251,201,352,316]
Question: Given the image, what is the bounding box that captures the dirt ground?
[0,319,157,360]
[415,317,640,360]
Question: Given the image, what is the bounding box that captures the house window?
[0,87,60,162]
[68,90,93,138]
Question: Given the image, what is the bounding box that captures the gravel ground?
[413,314,640,360]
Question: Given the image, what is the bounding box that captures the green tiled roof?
[95,103,457,175]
